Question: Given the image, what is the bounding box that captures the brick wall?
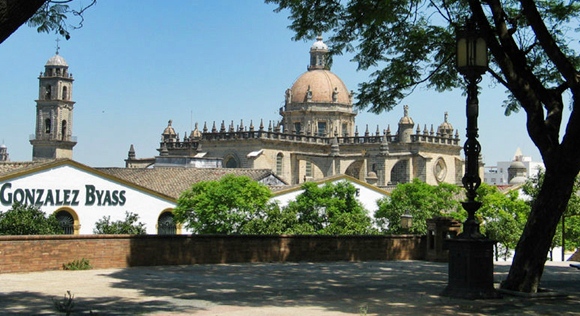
[0,234,425,273]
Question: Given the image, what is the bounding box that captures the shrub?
[0,202,63,235]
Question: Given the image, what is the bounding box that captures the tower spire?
[55,38,61,55]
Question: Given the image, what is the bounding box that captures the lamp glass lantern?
[456,19,488,77]
[400,211,413,230]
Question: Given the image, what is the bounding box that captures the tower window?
[317,122,326,137]
[62,86,68,100]
[45,118,51,133]
[45,85,52,100]
[61,120,67,140]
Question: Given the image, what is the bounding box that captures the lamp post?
[441,16,499,299]
[456,17,487,238]
[400,210,413,233]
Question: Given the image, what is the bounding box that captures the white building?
[484,148,544,185]
[272,174,390,219]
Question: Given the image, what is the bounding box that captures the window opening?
[56,210,74,234]
[276,153,283,175]
[158,212,176,235]
[317,122,326,137]
[45,118,51,133]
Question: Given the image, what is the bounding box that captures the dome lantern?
[308,35,329,70]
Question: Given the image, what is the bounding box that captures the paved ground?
[1,260,579,315]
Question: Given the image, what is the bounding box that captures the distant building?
[29,52,77,160]
[0,144,8,162]
[126,36,465,188]
[0,51,287,235]
[483,148,544,185]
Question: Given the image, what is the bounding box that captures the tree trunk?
[0,0,47,44]
[501,165,576,292]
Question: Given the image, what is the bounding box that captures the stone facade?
[126,37,464,187]
[30,52,77,160]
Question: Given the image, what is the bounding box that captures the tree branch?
[520,0,579,91]
[0,0,47,44]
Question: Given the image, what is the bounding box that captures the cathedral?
[126,37,464,187]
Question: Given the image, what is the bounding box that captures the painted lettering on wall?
[0,183,126,207]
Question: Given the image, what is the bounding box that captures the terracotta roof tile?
[96,167,281,199]
[0,161,55,176]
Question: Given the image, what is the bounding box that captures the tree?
[477,184,529,261]
[173,175,273,234]
[522,169,580,258]
[375,179,462,234]
[280,181,375,235]
[0,202,63,235]
[266,0,580,293]
[93,211,146,235]
[0,0,95,44]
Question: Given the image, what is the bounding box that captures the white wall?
[272,179,388,219]
[0,164,177,234]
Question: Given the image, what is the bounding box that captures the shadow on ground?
[103,261,580,315]
[2,261,580,315]
[0,290,203,315]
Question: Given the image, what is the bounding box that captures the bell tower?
[30,45,76,160]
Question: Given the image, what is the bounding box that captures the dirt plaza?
[1,260,580,315]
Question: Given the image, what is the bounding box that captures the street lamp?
[400,210,413,233]
[456,16,487,238]
[442,16,499,299]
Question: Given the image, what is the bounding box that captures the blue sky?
[0,1,547,167]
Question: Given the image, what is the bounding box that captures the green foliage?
[176,177,375,235]
[28,0,97,40]
[174,175,273,234]
[375,179,462,234]
[269,0,580,291]
[63,258,92,270]
[476,184,530,260]
[266,0,580,114]
[279,181,376,235]
[523,169,580,251]
[93,211,146,235]
[0,203,63,235]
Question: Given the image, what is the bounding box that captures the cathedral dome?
[46,54,68,67]
[290,70,351,104]
[509,160,526,170]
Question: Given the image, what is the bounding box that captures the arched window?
[56,210,74,235]
[62,86,68,100]
[276,153,284,175]
[390,160,409,184]
[225,156,238,168]
[61,120,67,140]
[158,212,176,235]
[45,118,51,133]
